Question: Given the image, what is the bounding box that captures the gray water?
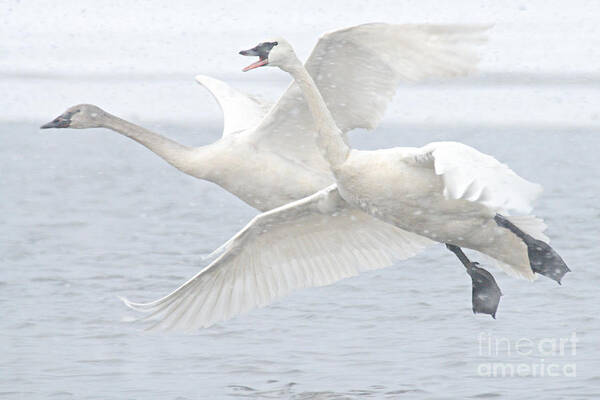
[1,120,599,399]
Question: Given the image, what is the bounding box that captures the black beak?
[239,47,261,57]
[239,42,278,72]
[40,120,60,129]
[40,113,72,129]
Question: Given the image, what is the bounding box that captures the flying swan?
[237,36,571,312]
[119,26,569,331]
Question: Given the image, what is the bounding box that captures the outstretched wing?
[195,75,271,136]
[122,185,432,331]
[248,23,490,172]
[413,141,543,214]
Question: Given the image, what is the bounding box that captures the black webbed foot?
[446,244,502,319]
[494,214,570,284]
[467,262,502,319]
[525,239,570,284]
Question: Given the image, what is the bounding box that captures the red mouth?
[242,58,268,72]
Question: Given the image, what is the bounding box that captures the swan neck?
[286,62,349,168]
[99,113,195,173]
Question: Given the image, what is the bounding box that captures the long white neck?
[98,112,198,174]
[283,59,350,169]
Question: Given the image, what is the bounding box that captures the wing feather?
[195,75,271,136]
[415,141,543,214]
[248,23,489,173]
[122,185,432,330]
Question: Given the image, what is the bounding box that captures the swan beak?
[41,115,71,129]
[239,42,277,72]
[239,47,268,72]
[241,58,268,72]
[239,48,260,57]
[40,120,58,129]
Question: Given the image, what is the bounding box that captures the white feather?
[195,74,271,136]
[249,23,490,174]
[417,141,543,214]
[122,185,432,331]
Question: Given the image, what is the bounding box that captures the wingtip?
[194,74,212,85]
[118,295,150,312]
[118,295,135,309]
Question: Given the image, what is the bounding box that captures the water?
[1,117,599,399]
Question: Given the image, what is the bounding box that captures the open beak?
[241,57,268,72]
[239,44,271,72]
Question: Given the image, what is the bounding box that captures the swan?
[40,23,487,212]
[238,38,571,298]
[121,27,568,331]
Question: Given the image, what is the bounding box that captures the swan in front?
[121,27,569,331]
[238,38,571,299]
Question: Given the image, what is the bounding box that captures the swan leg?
[494,214,570,284]
[446,244,502,319]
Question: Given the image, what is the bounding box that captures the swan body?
[181,134,332,210]
[334,143,543,279]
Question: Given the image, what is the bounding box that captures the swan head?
[239,38,297,72]
[41,104,105,129]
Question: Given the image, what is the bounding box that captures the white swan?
[239,38,571,288]
[41,23,488,212]
[121,29,570,330]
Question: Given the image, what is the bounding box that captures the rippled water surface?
[1,120,599,399]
